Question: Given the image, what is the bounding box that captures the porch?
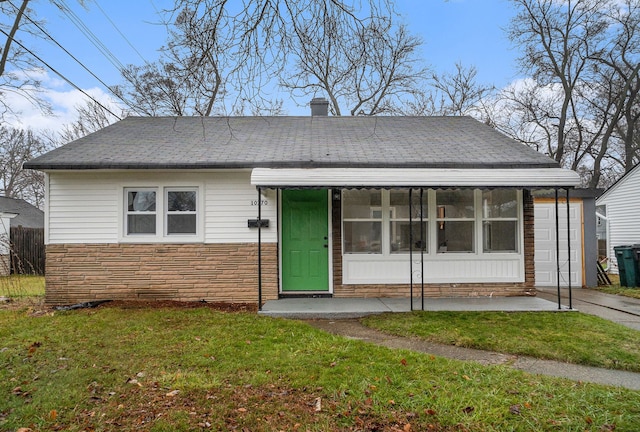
[258,295,565,319]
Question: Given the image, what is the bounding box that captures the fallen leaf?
[403,423,411,431]
[49,409,58,421]
[237,407,247,413]
[425,409,436,416]
[16,428,33,432]
[509,405,521,415]
[126,378,141,387]
[462,375,471,381]
[330,362,337,367]
[585,416,593,424]
[462,406,475,414]
[400,358,407,366]
[314,397,322,412]
[524,402,531,409]
[166,390,180,397]
[388,399,395,405]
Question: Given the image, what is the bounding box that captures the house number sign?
[250,200,269,206]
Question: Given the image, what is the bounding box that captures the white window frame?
[165,188,199,236]
[481,189,520,253]
[435,189,476,253]
[122,185,202,243]
[342,189,523,257]
[341,188,525,285]
[124,187,158,236]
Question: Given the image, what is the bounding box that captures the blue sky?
[12,0,521,129]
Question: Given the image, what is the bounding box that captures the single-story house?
[24,101,580,306]
[596,163,640,274]
[0,197,45,276]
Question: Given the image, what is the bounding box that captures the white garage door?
[534,201,583,287]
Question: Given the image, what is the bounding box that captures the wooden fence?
[10,226,45,275]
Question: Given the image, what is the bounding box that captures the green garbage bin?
[614,245,637,287]
[633,244,640,287]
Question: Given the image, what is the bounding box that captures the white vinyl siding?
[343,253,523,284]
[596,165,640,273]
[46,170,277,245]
[48,173,119,244]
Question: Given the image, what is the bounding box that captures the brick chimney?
[310,97,329,116]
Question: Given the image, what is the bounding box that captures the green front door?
[281,189,329,292]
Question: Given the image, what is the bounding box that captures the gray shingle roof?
[0,197,44,228]
[25,116,559,170]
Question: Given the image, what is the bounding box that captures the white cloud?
[3,69,122,135]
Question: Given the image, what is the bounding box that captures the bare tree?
[400,63,494,117]
[57,98,122,143]
[507,0,609,164]
[0,126,48,207]
[0,0,52,119]
[280,4,428,117]
[502,0,640,187]
[114,0,431,117]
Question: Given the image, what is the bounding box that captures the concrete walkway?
[260,288,640,390]
[536,286,640,330]
[305,318,640,391]
[259,296,563,319]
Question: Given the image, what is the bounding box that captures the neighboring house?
[0,197,45,275]
[533,189,600,288]
[0,211,17,276]
[0,197,45,229]
[25,101,580,306]
[596,163,640,274]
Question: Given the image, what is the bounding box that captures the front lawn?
[0,275,45,298]
[362,311,640,371]
[1,305,639,431]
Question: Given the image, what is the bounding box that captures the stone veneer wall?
[44,243,278,306]
[331,189,536,298]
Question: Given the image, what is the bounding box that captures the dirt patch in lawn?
[71,381,449,431]
[96,299,258,313]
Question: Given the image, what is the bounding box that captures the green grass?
[597,274,640,298]
[0,275,45,298]
[362,311,640,371]
[1,306,640,431]
[597,286,640,299]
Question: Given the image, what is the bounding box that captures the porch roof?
[250,167,581,189]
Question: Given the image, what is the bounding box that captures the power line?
[51,0,127,72]
[0,27,123,120]
[93,0,149,64]
[6,0,136,110]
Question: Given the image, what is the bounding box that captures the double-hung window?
[124,187,199,239]
[482,190,518,252]
[343,190,427,254]
[342,188,521,256]
[126,188,157,235]
[166,189,197,235]
[389,190,427,253]
[436,190,475,253]
[343,190,382,253]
